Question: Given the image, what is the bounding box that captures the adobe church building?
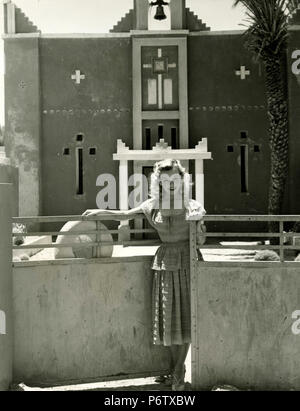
[3,0,300,219]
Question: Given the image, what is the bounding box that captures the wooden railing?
[190,215,300,263]
[12,214,161,253]
[13,214,300,263]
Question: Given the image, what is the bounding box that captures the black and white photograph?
[1,0,300,395]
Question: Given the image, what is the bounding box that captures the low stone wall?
[12,257,171,386]
[0,184,13,391]
[0,162,18,217]
[192,262,300,391]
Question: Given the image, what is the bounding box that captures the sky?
[0,0,246,125]
[10,0,245,32]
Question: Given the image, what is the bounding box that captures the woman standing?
[83,159,206,391]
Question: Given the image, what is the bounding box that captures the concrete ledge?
[189,30,245,36]
[197,261,300,268]
[2,32,41,39]
[41,33,131,38]
[2,30,247,39]
[130,29,189,36]
[13,257,300,268]
[13,255,154,268]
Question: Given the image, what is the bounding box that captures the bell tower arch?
[134,0,187,31]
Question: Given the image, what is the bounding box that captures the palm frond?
[234,0,297,58]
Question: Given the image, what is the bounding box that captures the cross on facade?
[235,66,250,80]
[71,70,86,84]
[142,49,177,72]
[143,48,177,109]
[227,132,262,193]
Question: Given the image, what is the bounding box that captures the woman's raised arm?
[82,204,144,221]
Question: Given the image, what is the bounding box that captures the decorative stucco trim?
[2,32,40,39]
[40,33,132,38]
[189,30,245,36]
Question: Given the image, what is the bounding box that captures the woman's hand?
[82,209,100,217]
[187,213,203,221]
[197,221,207,246]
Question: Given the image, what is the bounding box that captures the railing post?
[189,221,199,390]
[195,159,205,208]
[118,159,130,242]
[0,183,13,391]
[96,220,101,258]
[279,220,284,263]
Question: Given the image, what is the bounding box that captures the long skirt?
[152,268,191,346]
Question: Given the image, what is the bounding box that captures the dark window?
[227,145,234,153]
[76,134,84,142]
[145,128,151,150]
[158,125,164,140]
[240,131,248,139]
[63,148,70,155]
[89,148,96,155]
[171,128,178,149]
[240,145,248,193]
[76,148,84,195]
[254,145,260,153]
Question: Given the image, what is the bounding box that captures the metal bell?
[154,4,167,20]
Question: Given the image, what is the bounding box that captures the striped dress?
[141,199,206,347]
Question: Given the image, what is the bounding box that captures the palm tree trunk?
[264,56,289,239]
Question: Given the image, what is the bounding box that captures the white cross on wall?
[71,70,86,84]
[235,66,250,80]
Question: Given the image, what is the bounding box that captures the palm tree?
[234,0,298,234]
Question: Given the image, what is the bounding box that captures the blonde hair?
[150,159,191,208]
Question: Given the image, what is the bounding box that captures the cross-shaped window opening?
[240,145,249,193]
[145,128,152,150]
[158,125,164,140]
[76,147,84,195]
[171,128,178,149]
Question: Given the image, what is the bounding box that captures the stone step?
[186,7,210,31]
[110,9,134,33]
[15,5,39,33]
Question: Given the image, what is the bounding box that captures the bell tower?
[170,0,186,29]
[134,0,149,30]
[132,0,189,158]
[134,0,187,30]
